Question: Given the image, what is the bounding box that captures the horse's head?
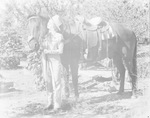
[27,15,49,51]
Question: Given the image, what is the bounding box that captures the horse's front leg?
[110,59,119,84]
[70,58,79,98]
[62,64,70,99]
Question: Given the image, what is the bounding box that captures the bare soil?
[0,60,149,118]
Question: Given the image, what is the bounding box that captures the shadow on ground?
[75,92,132,115]
[11,92,133,117]
[14,103,45,118]
[89,92,131,114]
[89,91,132,104]
[0,88,22,94]
[14,101,73,118]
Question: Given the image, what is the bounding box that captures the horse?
[77,17,137,97]
[27,15,82,98]
[27,14,137,98]
[100,23,137,97]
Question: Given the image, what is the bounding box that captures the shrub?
[0,30,23,69]
[27,49,45,90]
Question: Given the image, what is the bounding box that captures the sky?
[0,0,8,12]
[0,0,37,13]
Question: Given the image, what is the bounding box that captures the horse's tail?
[132,32,137,92]
[133,32,137,76]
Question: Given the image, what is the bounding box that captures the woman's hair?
[47,20,60,33]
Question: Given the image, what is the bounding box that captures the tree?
[1,0,148,89]
[82,0,149,38]
[0,3,24,69]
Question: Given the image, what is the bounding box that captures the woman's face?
[53,24,59,32]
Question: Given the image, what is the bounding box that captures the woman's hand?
[44,49,54,54]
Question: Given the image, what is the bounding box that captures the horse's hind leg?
[124,60,137,97]
[70,59,79,98]
[124,58,137,97]
[113,56,126,94]
[131,45,137,97]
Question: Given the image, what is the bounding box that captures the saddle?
[82,17,113,47]
[83,17,102,31]
[83,18,111,33]
[75,15,115,47]
[75,15,116,61]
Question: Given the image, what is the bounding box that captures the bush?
[27,49,45,90]
[137,45,150,79]
[0,30,23,69]
[0,56,20,69]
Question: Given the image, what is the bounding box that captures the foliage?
[2,0,149,89]
[82,0,149,38]
[137,45,150,79]
[0,6,24,69]
[27,49,45,90]
[0,32,22,69]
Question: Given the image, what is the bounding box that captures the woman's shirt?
[44,32,64,61]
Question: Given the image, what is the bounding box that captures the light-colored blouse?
[43,32,64,60]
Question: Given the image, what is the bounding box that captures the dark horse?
[102,23,137,96]
[83,21,137,97]
[74,15,137,97]
[27,15,81,98]
[27,14,137,98]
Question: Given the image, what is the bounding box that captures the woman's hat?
[47,15,62,31]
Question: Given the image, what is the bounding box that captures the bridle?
[28,15,51,52]
[27,16,41,51]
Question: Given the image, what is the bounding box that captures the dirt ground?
[0,61,150,118]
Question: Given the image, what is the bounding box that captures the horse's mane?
[27,14,49,44]
[27,15,37,19]
[27,14,49,22]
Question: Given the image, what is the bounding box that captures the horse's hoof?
[131,90,137,99]
[65,94,70,99]
[75,96,79,102]
[117,91,124,95]
[131,93,137,99]
[75,95,79,100]
[51,107,62,114]
[131,95,137,99]
[44,104,54,111]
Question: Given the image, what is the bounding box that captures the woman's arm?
[44,35,64,54]
[47,41,64,54]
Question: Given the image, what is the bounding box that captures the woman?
[43,16,64,112]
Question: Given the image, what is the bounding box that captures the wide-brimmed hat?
[47,15,62,31]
